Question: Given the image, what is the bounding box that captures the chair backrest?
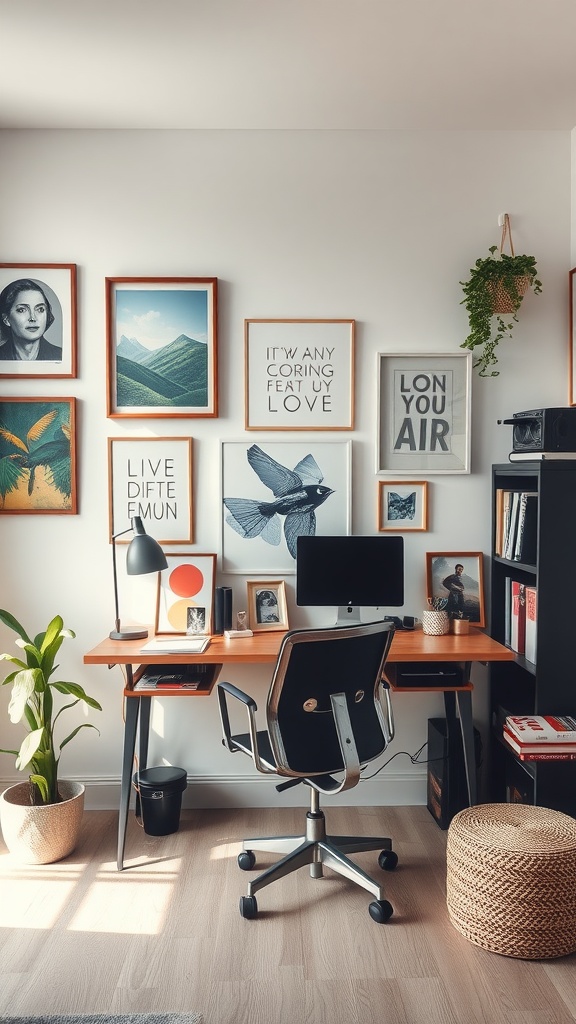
[265,620,395,777]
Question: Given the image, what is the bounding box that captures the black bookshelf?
[490,462,576,816]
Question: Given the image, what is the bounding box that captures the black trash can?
[133,766,187,836]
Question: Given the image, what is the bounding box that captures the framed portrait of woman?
[0,264,77,379]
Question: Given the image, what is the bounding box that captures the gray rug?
[0,1016,202,1024]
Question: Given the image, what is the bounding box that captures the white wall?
[0,129,570,808]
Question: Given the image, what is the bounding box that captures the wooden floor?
[1,805,575,1023]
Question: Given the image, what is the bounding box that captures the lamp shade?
[126,517,168,576]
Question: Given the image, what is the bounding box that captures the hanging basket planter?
[488,274,531,314]
[460,214,542,377]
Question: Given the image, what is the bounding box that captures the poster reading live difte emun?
[377,352,471,474]
[245,320,355,430]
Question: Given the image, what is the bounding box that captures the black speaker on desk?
[214,587,233,634]
[426,717,482,830]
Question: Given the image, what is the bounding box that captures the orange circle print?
[169,563,204,598]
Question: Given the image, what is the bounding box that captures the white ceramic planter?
[0,779,85,864]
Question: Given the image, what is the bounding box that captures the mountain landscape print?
[107,278,218,418]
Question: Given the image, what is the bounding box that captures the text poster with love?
[245,319,355,430]
[108,436,193,542]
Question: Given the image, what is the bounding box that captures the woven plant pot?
[0,780,85,864]
[488,275,531,314]
[422,610,450,636]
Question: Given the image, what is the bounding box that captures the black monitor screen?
[296,535,404,621]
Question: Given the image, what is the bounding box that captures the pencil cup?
[422,610,450,635]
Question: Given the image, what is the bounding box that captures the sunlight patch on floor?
[0,863,79,929]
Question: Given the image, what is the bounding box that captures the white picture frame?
[221,440,351,573]
[245,319,355,430]
[376,352,471,474]
[378,480,429,532]
[108,436,193,543]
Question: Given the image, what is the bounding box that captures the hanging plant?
[460,215,542,377]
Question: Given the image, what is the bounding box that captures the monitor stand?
[335,605,362,627]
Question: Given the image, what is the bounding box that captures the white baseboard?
[1,772,428,811]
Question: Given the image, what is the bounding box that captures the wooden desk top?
[84,625,514,668]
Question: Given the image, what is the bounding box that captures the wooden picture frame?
[0,397,77,514]
[247,580,289,632]
[155,552,217,635]
[244,319,355,430]
[0,263,77,379]
[376,352,471,474]
[108,436,193,543]
[221,439,352,573]
[106,277,218,418]
[426,551,485,627]
[378,480,428,531]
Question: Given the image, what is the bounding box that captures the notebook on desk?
[140,636,211,654]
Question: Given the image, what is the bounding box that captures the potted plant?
[460,221,542,377]
[0,609,101,863]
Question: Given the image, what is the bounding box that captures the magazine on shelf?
[524,586,537,663]
[505,714,576,743]
[510,581,526,654]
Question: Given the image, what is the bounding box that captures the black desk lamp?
[110,516,168,640]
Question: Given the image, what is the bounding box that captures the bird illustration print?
[223,444,334,558]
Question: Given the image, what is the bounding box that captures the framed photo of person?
[108,436,193,543]
[246,580,289,632]
[378,480,428,531]
[155,552,217,635]
[0,264,77,379]
[106,277,218,418]
[0,397,77,514]
[425,551,485,627]
[376,352,471,474]
[245,319,355,430]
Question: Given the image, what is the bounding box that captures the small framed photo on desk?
[247,580,288,632]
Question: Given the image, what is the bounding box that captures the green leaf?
[52,681,102,711]
[59,722,100,752]
[29,774,50,803]
[0,609,31,644]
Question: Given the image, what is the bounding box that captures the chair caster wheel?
[378,849,398,871]
[238,850,256,870]
[369,899,393,923]
[240,895,258,919]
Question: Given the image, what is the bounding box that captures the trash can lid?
[135,766,187,790]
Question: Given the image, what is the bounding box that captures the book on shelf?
[502,727,576,757]
[510,580,526,654]
[135,664,213,690]
[505,714,576,743]
[513,492,538,564]
[524,585,537,663]
[504,576,512,647]
[503,491,521,560]
[509,451,576,462]
[139,635,211,654]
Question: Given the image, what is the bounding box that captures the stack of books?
[495,489,538,563]
[503,715,576,761]
[503,580,537,660]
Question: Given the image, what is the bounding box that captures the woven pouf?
[446,803,576,959]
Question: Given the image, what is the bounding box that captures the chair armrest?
[217,681,257,754]
[380,677,395,745]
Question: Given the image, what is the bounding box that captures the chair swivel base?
[237,806,397,923]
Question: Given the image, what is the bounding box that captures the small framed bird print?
[0,397,77,514]
[221,440,351,573]
[378,480,428,532]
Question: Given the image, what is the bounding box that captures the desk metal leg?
[118,695,140,871]
[138,696,152,770]
[443,664,477,807]
[455,691,477,806]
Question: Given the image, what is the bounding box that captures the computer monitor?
[296,535,404,626]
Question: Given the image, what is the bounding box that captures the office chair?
[217,619,397,923]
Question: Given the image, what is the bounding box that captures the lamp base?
[109,628,149,641]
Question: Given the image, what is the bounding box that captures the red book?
[502,727,576,756]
